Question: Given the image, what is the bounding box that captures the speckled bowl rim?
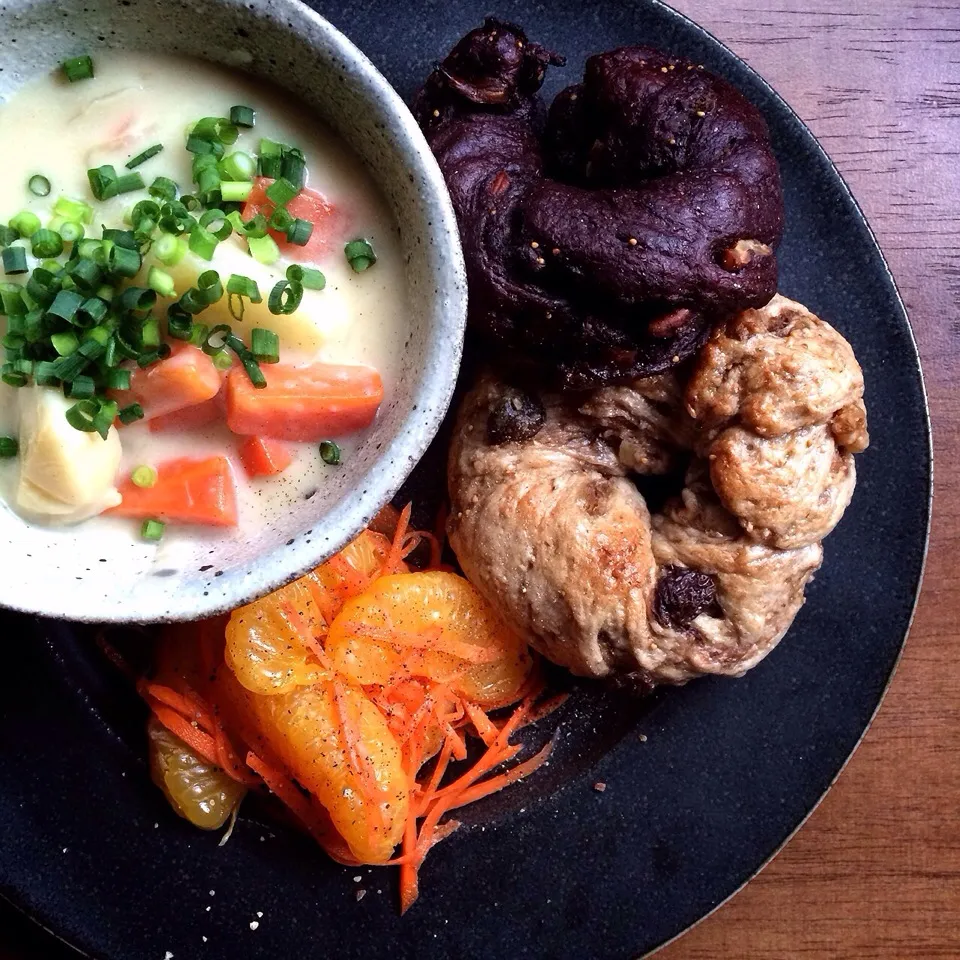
[0,0,467,624]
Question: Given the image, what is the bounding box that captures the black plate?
[0,1,931,958]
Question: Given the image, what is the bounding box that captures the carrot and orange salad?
[138,506,559,912]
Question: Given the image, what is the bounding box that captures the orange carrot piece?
[113,344,221,423]
[149,703,220,766]
[463,701,500,747]
[380,503,412,577]
[111,456,238,526]
[238,436,294,477]
[448,736,555,809]
[226,362,383,441]
[148,395,223,433]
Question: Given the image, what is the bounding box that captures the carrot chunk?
[226,362,383,441]
[111,456,238,526]
[113,344,221,423]
[238,436,294,477]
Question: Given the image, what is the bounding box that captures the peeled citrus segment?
[326,571,533,707]
[225,575,328,695]
[147,716,246,830]
[306,529,404,622]
[213,667,408,864]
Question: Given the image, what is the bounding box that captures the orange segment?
[326,571,533,707]
[225,575,328,695]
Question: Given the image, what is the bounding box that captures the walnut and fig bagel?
[415,19,784,389]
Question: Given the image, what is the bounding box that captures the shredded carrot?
[149,703,220,766]
[279,600,333,671]
[95,631,136,679]
[448,735,555,809]
[463,701,500,747]
[380,502,412,576]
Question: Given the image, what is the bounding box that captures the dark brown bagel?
[414,20,784,389]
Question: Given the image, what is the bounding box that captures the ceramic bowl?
[0,0,467,622]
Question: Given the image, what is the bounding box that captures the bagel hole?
[629,457,690,514]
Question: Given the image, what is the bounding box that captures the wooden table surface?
[2,0,958,957]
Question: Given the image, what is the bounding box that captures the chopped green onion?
[0,436,18,457]
[50,331,79,356]
[198,208,232,241]
[79,298,108,326]
[219,181,253,202]
[1,369,26,388]
[226,210,268,239]
[0,284,25,316]
[141,518,165,542]
[188,322,209,348]
[286,263,325,290]
[2,247,28,275]
[225,333,266,388]
[65,398,99,432]
[137,344,171,368]
[102,228,138,250]
[166,304,194,341]
[186,135,225,158]
[28,174,51,197]
[154,233,188,267]
[251,327,279,364]
[188,226,218,261]
[118,402,144,424]
[31,229,64,259]
[106,245,142,278]
[319,440,341,466]
[191,117,239,145]
[227,274,262,302]
[211,348,234,371]
[10,211,41,239]
[117,286,156,315]
[197,270,224,304]
[345,238,377,272]
[267,279,303,315]
[48,289,84,323]
[180,194,202,212]
[259,138,285,158]
[0,225,20,247]
[87,164,118,201]
[131,465,158,488]
[247,233,279,265]
[54,196,94,225]
[149,177,179,202]
[62,55,94,83]
[103,368,131,392]
[280,149,306,190]
[202,323,232,356]
[229,105,256,128]
[66,374,96,399]
[269,206,294,232]
[140,317,161,348]
[66,258,102,292]
[113,172,146,196]
[58,221,85,243]
[126,144,164,169]
[218,151,256,182]
[264,177,299,206]
[147,266,176,298]
[286,218,313,247]
[257,154,282,179]
[130,200,161,227]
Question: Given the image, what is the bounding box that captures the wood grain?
[2,1,958,957]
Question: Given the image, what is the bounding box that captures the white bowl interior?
[0,0,466,622]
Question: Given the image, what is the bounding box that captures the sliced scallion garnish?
[148,266,176,298]
[220,181,253,202]
[31,229,64,259]
[132,465,158,488]
[319,440,341,466]
[149,177,178,202]
[251,327,279,364]
[58,221,85,244]
[141,518,165,542]
[219,151,256,182]
[126,144,164,169]
[229,105,256,128]
[10,211,40,239]
[62,55,94,83]
[188,225,218,261]
[118,402,144,424]
[264,177,299,207]
[267,279,303,316]
[53,196,94,225]
[227,274,262,302]
[286,263,325,290]
[2,247,28,276]
[247,234,279,266]
[286,218,313,247]
[345,238,377,272]
[27,174,51,197]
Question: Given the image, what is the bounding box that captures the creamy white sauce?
[0,54,408,561]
